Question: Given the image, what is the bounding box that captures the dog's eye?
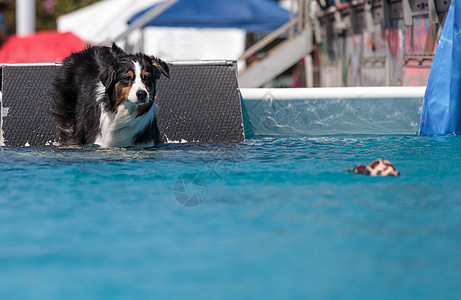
[143,73,153,81]
[121,75,132,82]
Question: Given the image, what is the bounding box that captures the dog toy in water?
[347,158,400,176]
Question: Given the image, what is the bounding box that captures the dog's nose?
[136,90,148,101]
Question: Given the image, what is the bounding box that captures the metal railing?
[237,0,312,64]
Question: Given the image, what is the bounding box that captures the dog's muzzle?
[136,90,148,103]
[132,89,149,104]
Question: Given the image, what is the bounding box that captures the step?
[238,29,312,88]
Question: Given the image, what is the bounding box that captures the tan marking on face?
[141,69,151,92]
[113,71,134,110]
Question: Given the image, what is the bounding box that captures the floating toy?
[347,158,399,176]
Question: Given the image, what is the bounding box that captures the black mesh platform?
[0,61,244,147]
[156,61,244,143]
[1,64,60,147]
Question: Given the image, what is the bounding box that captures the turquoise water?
[1,136,461,299]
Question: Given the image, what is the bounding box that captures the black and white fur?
[52,44,169,148]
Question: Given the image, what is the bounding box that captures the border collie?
[52,44,169,148]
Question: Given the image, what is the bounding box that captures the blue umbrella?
[128,0,290,32]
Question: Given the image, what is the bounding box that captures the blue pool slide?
[420,0,461,135]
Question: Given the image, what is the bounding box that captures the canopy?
[57,0,246,63]
[128,0,290,32]
[57,0,165,44]
[0,30,86,63]
[420,0,461,135]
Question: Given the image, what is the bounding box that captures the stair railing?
[237,0,311,65]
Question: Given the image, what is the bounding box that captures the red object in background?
[0,30,87,63]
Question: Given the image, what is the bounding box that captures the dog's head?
[99,44,169,115]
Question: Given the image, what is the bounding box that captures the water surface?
[1,136,460,299]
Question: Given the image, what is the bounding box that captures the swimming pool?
[1,135,460,299]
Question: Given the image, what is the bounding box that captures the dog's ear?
[98,66,117,100]
[111,43,125,55]
[151,57,170,79]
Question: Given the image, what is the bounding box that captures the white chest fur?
[94,84,156,148]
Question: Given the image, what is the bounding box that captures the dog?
[52,43,169,148]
